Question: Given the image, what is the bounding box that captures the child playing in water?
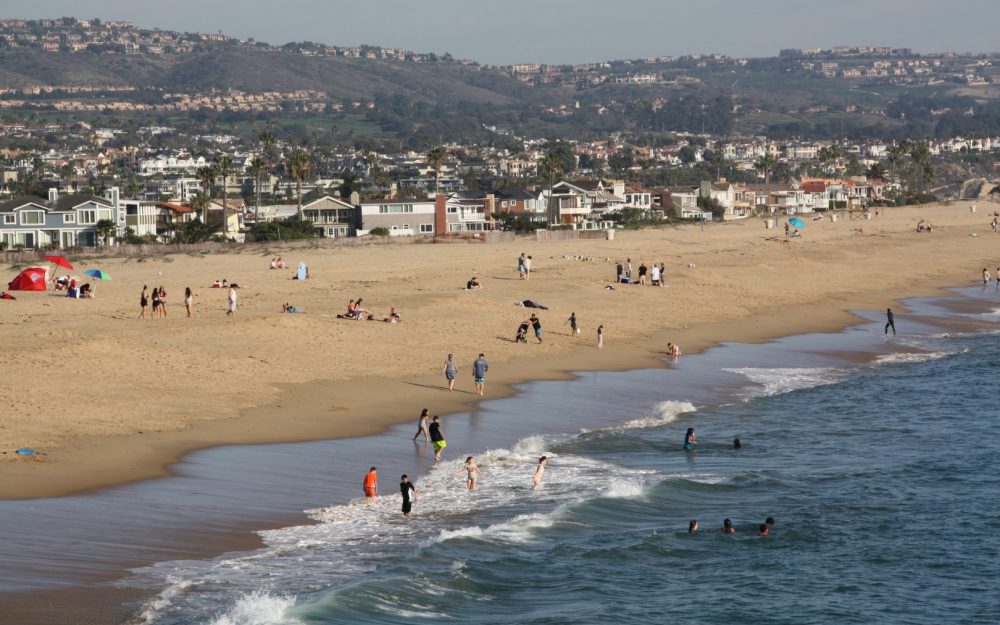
[455,456,484,490]
[532,456,547,489]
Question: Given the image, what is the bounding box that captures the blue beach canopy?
[788,217,806,228]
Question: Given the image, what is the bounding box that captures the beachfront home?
[357,199,436,236]
[434,193,496,233]
[548,180,626,224]
[300,195,356,238]
[0,188,117,248]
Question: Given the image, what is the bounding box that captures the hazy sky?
[5,0,998,64]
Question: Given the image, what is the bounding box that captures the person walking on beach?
[473,353,489,396]
[683,427,697,450]
[525,255,533,280]
[227,286,238,317]
[885,308,896,336]
[184,287,195,317]
[363,467,378,499]
[650,264,661,287]
[139,285,149,320]
[532,456,547,490]
[518,253,527,280]
[456,456,484,490]
[597,324,604,349]
[529,314,543,343]
[413,408,430,442]
[429,416,446,461]
[400,474,417,517]
[615,260,623,283]
[638,262,648,286]
[659,263,666,287]
[568,312,579,336]
[443,354,458,392]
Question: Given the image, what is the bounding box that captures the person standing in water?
[683,427,697,450]
[400,474,416,517]
[412,408,430,442]
[984,267,992,285]
[429,416,446,461]
[532,456,548,489]
[885,308,896,336]
[456,456,484,490]
[363,467,378,499]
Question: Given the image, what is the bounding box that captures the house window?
[420,223,434,233]
[21,211,44,225]
[78,209,97,224]
[3,214,13,224]
[63,214,75,223]
[447,207,457,214]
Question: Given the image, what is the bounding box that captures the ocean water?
[125,294,1000,625]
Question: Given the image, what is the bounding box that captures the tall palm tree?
[539,152,563,226]
[909,141,932,195]
[885,144,907,182]
[427,146,447,194]
[250,156,268,224]
[867,162,888,181]
[189,191,211,225]
[196,164,217,199]
[215,155,234,236]
[754,154,777,184]
[287,150,311,220]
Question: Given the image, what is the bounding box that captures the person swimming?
[683,427,696,450]
[722,518,736,534]
[758,523,769,536]
[688,520,698,534]
[765,516,775,526]
[733,438,742,449]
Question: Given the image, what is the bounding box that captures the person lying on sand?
[282,303,304,313]
[516,299,548,310]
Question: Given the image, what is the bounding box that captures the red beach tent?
[7,267,48,291]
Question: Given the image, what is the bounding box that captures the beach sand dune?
[1,201,997,497]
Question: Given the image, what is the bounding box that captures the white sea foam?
[134,576,195,624]
[873,350,957,365]
[603,479,646,498]
[208,589,299,625]
[582,400,696,434]
[723,367,842,397]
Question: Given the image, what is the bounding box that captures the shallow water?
[3,288,1000,624]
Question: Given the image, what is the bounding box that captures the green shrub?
[369,227,390,236]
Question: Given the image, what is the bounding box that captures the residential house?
[120,198,160,237]
[300,195,357,238]
[0,188,117,249]
[434,194,495,233]
[357,199,436,236]
[699,180,740,218]
[548,180,626,224]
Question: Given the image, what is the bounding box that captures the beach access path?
[1,201,997,498]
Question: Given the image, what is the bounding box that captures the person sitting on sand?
[282,303,303,313]
[79,283,93,298]
[466,277,481,290]
[269,258,277,270]
[211,280,223,288]
[383,307,400,323]
[916,219,934,233]
[276,257,286,269]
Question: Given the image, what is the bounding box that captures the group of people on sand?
[268,257,287,270]
[518,253,533,280]
[615,259,666,287]
[139,284,237,318]
[337,298,401,322]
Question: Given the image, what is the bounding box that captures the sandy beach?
[2,200,998,499]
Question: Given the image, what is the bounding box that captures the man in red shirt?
[363,467,378,499]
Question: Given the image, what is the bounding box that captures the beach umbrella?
[43,255,74,271]
[788,217,806,229]
[82,269,110,296]
[84,269,111,280]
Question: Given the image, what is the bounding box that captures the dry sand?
[2,201,998,498]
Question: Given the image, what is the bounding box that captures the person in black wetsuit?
[885,308,896,336]
[400,474,416,517]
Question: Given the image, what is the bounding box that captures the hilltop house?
[0,188,118,249]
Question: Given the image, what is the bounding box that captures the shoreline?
[2,200,999,500]
[0,275,987,501]
[2,284,998,625]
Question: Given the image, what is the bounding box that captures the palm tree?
[287,150,311,219]
[909,141,932,195]
[189,192,211,225]
[867,162,888,181]
[539,152,564,226]
[753,154,777,184]
[215,155,233,236]
[196,164,217,198]
[250,156,268,224]
[427,146,447,194]
[885,144,907,182]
